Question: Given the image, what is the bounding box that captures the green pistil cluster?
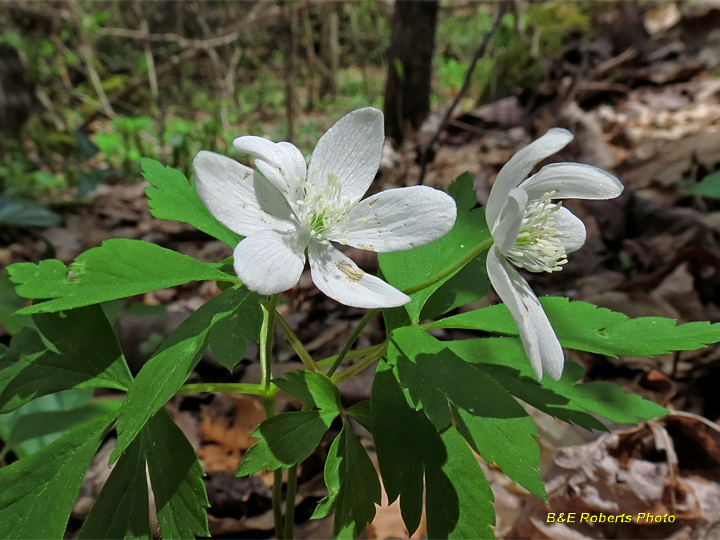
[506,191,570,273]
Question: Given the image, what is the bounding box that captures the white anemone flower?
[486,128,623,380]
[193,107,457,309]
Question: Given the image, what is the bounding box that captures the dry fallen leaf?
[508,413,720,540]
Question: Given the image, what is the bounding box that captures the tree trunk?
[383,0,440,145]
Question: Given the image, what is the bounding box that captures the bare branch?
[418,0,509,185]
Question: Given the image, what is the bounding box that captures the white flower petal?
[336,186,457,252]
[308,242,409,308]
[233,229,306,295]
[307,108,384,205]
[193,151,295,236]
[491,187,528,254]
[486,246,564,380]
[232,136,307,202]
[522,163,624,201]
[486,128,574,227]
[554,206,586,254]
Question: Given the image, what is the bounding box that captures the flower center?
[505,191,570,273]
[289,173,353,243]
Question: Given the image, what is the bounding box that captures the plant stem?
[402,236,494,296]
[283,464,299,539]
[326,308,379,377]
[272,468,284,540]
[259,294,284,538]
[275,308,319,372]
[260,294,281,393]
[316,344,383,369]
[331,342,388,384]
[177,383,277,397]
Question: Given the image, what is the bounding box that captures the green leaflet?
[346,401,372,432]
[143,409,210,539]
[0,403,119,539]
[0,270,32,335]
[208,291,263,371]
[0,389,95,458]
[425,427,496,540]
[255,410,337,466]
[0,305,132,413]
[2,400,116,459]
[34,304,133,388]
[238,372,342,474]
[272,370,342,412]
[371,362,495,538]
[379,173,491,323]
[428,296,720,357]
[235,438,284,477]
[691,170,720,199]
[78,435,151,540]
[390,326,545,499]
[8,239,235,314]
[142,158,242,248]
[312,420,381,539]
[111,286,256,463]
[447,338,667,426]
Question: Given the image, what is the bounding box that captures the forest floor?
[3,3,720,539]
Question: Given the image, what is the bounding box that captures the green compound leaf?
[272,370,342,413]
[8,239,235,314]
[312,420,381,539]
[78,434,151,540]
[390,326,545,499]
[447,338,668,427]
[236,438,284,477]
[111,286,254,463]
[80,409,210,540]
[429,296,720,357]
[371,362,495,538]
[143,158,241,248]
[142,409,210,539]
[208,291,263,371]
[255,410,338,467]
[379,173,491,323]
[0,404,118,539]
[1,305,132,413]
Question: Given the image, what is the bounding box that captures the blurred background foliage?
[0,0,611,223]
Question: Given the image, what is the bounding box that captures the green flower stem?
[274,308,319,372]
[259,294,284,538]
[331,342,389,384]
[283,463,299,539]
[272,468,284,540]
[401,236,494,296]
[316,344,381,369]
[260,294,281,392]
[282,401,311,540]
[326,308,379,377]
[176,383,277,397]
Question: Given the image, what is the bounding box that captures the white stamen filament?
[289,173,353,243]
[506,191,570,273]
